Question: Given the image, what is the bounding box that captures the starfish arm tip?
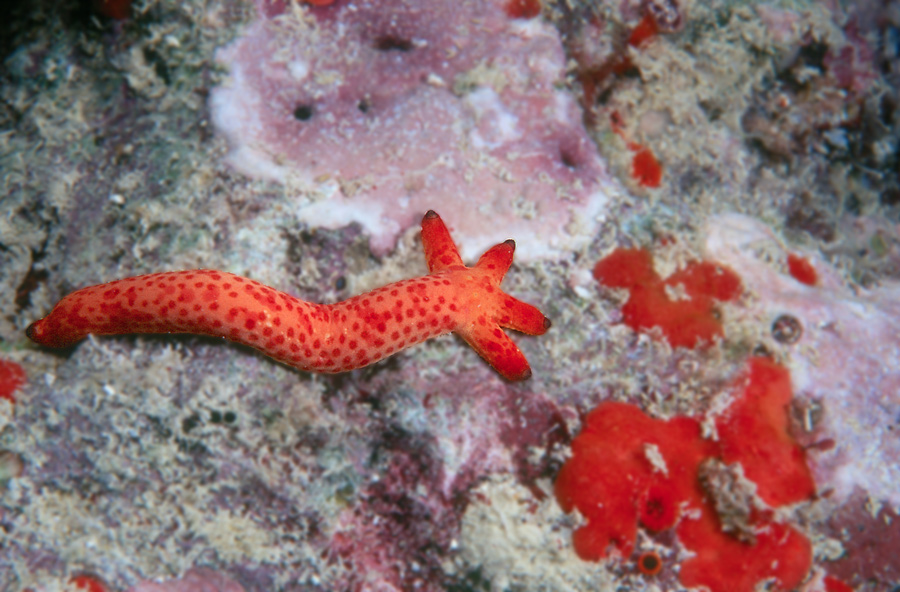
[498,298,550,335]
[24,322,38,342]
[422,211,464,272]
[501,360,533,381]
[476,243,515,277]
[458,324,534,380]
[25,318,79,348]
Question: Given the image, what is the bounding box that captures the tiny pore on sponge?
[555,357,815,592]
[593,248,742,348]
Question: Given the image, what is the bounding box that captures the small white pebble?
[426,73,446,87]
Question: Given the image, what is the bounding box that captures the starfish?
[26,211,550,380]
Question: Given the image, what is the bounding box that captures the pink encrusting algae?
[26,212,549,381]
[210,0,613,260]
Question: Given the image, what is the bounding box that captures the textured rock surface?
[2,0,899,590]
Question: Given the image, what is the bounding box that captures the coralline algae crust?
[210,0,613,260]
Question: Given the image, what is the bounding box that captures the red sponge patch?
[593,248,742,348]
[716,357,815,506]
[0,359,26,404]
[787,253,818,286]
[555,357,814,592]
[823,575,855,592]
[677,509,812,592]
[631,146,663,188]
[554,401,715,559]
[668,260,743,302]
[70,575,109,592]
[592,248,657,289]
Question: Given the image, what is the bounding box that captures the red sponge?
[555,401,715,559]
[593,248,742,348]
[592,248,658,290]
[555,357,814,592]
[0,359,26,403]
[716,357,815,507]
[678,508,812,592]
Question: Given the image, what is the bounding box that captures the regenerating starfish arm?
[26,211,550,380]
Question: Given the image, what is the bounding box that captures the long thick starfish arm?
[26,211,550,380]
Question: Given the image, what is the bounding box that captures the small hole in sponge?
[558,137,585,169]
[374,35,414,52]
[293,104,314,121]
[560,148,580,169]
[357,99,370,113]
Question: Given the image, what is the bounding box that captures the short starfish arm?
[474,239,515,282]
[457,322,533,381]
[421,210,464,272]
[474,238,551,335]
[497,296,552,335]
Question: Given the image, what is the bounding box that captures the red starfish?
[27,211,550,380]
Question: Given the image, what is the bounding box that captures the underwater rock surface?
[2,0,899,590]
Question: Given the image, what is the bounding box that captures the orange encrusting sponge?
[0,359,26,403]
[555,400,716,560]
[26,211,550,381]
[716,357,816,506]
[593,247,742,348]
[555,357,815,592]
[786,252,819,286]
